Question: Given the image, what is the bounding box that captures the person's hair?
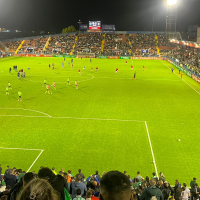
[75,174,81,182]
[182,187,186,191]
[76,188,81,195]
[128,175,130,179]
[52,167,55,170]
[18,169,22,173]
[175,180,179,182]
[183,183,187,187]
[124,171,127,174]
[86,190,92,198]
[17,178,59,200]
[68,170,71,174]
[193,178,197,181]
[150,179,156,186]
[96,171,99,174]
[7,165,9,168]
[78,169,81,173]
[90,189,95,195]
[38,167,54,183]
[23,172,34,184]
[146,176,149,182]
[100,171,130,195]
[195,183,198,187]
[152,172,156,176]
[137,171,140,174]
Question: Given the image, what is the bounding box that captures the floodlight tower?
[166,0,178,32]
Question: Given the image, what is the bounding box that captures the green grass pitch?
[0,56,200,185]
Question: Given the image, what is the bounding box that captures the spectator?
[190,178,197,189]
[181,187,190,200]
[140,179,164,200]
[67,170,73,191]
[86,175,99,190]
[128,175,133,183]
[191,183,200,200]
[78,169,85,182]
[162,181,174,200]
[73,188,85,200]
[152,172,158,182]
[86,190,92,200]
[5,166,11,175]
[159,172,165,182]
[156,180,164,190]
[132,178,140,189]
[38,167,68,200]
[8,172,34,200]
[124,171,127,176]
[182,183,190,199]
[52,167,57,175]
[71,174,87,199]
[99,170,131,200]
[90,189,99,200]
[0,164,2,183]
[4,169,17,188]
[143,176,150,187]
[93,171,100,181]
[16,178,59,200]
[17,169,25,183]
[174,180,181,195]
[135,171,143,182]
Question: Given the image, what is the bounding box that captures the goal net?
[77,52,95,58]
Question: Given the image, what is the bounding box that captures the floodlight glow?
[167,0,178,6]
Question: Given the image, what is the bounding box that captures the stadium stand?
[0,166,195,200]
[4,41,21,53]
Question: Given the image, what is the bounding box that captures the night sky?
[0,0,199,32]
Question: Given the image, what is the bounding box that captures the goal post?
[77,52,95,58]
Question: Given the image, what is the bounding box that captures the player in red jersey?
[180,72,183,79]
[52,66,54,72]
[143,65,145,71]
[91,67,93,72]
[75,80,78,89]
[78,69,81,75]
[96,66,98,72]
[131,65,133,70]
[72,64,73,69]
[125,61,127,64]
[115,68,118,73]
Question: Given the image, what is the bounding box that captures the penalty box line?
[0,115,158,177]
[0,147,44,172]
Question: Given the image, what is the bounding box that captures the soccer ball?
[178,139,181,142]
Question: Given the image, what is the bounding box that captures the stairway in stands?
[155,34,160,55]
[43,37,51,52]
[101,34,105,53]
[70,36,78,55]
[15,40,25,54]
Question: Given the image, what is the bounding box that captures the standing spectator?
[140,179,164,200]
[78,169,85,182]
[73,188,85,200]
[86,190,92,200]
[181,187,190,200]
[71,174,87,199]
[157,181,164,190]
[174,180,181,194]
[128,175,133,183]
[191,184,200,200]
[5,166,10,175]
[135,171,143,182]
[67,170,73,191]
[93,171,100,182]
[99,170,131,200]
[190,178,197,189]
[90,189,99,200]
[124,171,127,176]
[86,175,99,190]
[17,169,25,183]
[4,169,16,188]
[38,167,68,200]
[152,172,158,182]
[162,181,174,200]
[143,176,150,187]
[159,172,165,182]
[182,183,190,199]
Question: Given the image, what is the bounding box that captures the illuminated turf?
[0,56,200,184]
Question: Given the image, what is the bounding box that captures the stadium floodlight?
[167,0,178,6]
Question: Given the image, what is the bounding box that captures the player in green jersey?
[18,91,22,101]
[6,86,9,95]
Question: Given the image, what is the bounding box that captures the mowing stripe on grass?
[161,61,200,95]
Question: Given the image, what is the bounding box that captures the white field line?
[145,121,158,177]
[27,150,44,172]
[0,147,44,172]
[161,61,200,95]
[0,108,52,117]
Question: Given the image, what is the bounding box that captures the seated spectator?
[16,178,59,200]
[71,174,87,199]
[99,170,131,200]
[73,188,85,200]
[140,179,164,200]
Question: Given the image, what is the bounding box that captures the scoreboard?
[89,21,101,30]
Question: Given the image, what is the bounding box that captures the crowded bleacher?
[0,165,198,200]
